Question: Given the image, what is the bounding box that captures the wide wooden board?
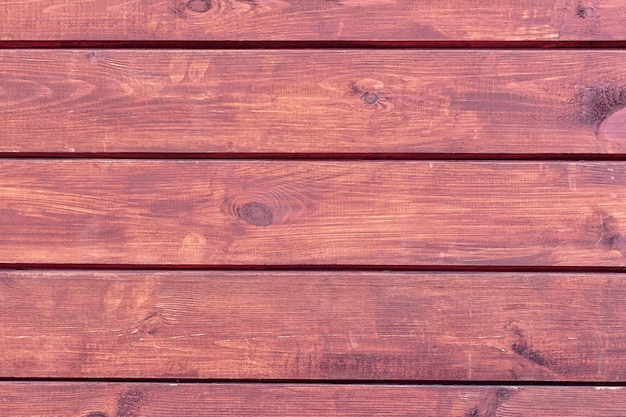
[2,50,626,154]
[1,270,626,380]
[1,383,625,416]
[1,0,626,41]
[1,160,626,266]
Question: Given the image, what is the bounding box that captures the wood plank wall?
[1,1,626,416]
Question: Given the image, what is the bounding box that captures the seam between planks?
[2,265,626,273]
[3,41,626,49]
[3,153,626,160]
[0,378,625,387]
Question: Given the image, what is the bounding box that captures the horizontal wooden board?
[1,383,625,416]
[1,0,626,41]
[2,50,626,154]
[1,160,626,266]
[2,270,626,380]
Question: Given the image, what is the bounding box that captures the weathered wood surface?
[1,0,626,41]
[2,50,626,154]
[1,160,625,266]
[1,383,625,416]
[2,270,626,380]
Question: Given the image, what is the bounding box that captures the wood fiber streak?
[1,271,626,380]
[0,0,625,41]
[2,50,626,154]
[0,383,625,416]
[1,160,626,266]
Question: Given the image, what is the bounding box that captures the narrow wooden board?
[1,0,625,41]
[1,50,626,154]
[2,270,626,380]
[1,383,625,416]
[1,160,626,266]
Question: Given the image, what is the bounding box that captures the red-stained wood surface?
[1,160,626,266]
[1,383,625,417]
[1,0,625,41]
[2,271,626,380]
[1,50,626,154]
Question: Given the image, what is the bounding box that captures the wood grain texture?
[1,160,626,266]
[0,383,625,416]
[1,0,626,41]
[1,271,626,380]
[2,50,626,154]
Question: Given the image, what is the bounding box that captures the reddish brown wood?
[0,160,625,266]
[1,270,625,380]
[1,0,626,41]
[2,1,625,410]
[0,383,625,416]
[2,50,626,154]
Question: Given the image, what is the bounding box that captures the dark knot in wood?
[186,0,212,13]
[363,92,379,105]
[237,202,273,227]
[576,5,597,18]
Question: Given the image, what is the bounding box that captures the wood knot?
[237,202,273,227]
[362,92,379,105]
[464,387,515,417]
[139,312,163,335]
[116,388,145,417]
[86,413,108,417]
[85,51,107,61]
[576,5,597,18]
[464,408,479,417]
[186,0,211,12]
[351,79,385,107]
[578,83,626,131]
[587,209,625,256]
[511,340,546,366]
[507,323,547,367]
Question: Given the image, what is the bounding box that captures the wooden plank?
[1,160,626,266]
[2,270,626,380]
[0,383,625,416]
[1,0,626,41]
[1,50,626,155]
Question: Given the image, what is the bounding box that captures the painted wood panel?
[1,271,625,380]
[1,50,626,154]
